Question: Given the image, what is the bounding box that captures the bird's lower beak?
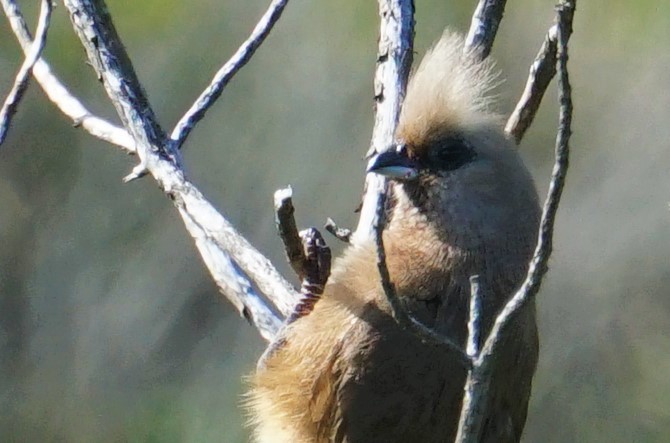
[367,148,419,181]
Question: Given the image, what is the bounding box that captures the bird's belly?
[249,298,537,443]
[335,307,466,443]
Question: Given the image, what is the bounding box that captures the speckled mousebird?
[247,31,541,443]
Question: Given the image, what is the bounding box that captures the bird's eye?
[430,137,476,172]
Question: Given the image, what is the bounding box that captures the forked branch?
[3,0,298,340]
[59,0,297,340]
[0,0,53,146]
[1,0,135,150]
[455,1,575,441]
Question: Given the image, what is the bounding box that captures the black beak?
[366,145,419,181]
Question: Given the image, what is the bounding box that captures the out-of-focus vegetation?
[0,0,669,441]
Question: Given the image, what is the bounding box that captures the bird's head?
[368,31,540,253]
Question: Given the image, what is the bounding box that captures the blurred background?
[0,0,668,441]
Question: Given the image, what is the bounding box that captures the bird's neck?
[383,184,530,302]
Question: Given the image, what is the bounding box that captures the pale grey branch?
[505,25,559,144]
[274,187,307,279]
[170,0,289,150]
[353,0,415,244]
[179,203,282,341]
[455,273,489,443]
[454,360,491,443]
[1,0,135,151]
[464,0,507,60]
[456,2,575,441]
[466,275,483,359]
[60,0,297,339]
[0,0,53,146]
[362,0,471,368]
[481,0,574,363]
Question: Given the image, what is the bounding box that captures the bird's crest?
[397,31,501,150]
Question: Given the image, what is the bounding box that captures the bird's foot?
[287,227,331,323]
[258,227,331,371]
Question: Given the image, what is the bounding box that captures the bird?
[246,31,541,443]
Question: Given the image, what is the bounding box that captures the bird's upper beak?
[366,145,419,181]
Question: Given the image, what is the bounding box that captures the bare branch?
[454,274,489,443]
[466,275,483,359]
[61,0,297,338]
[174,185,296,338]
[504,25,559,144]
[1,0,135,151]
[353,0,415,244]
[465,0,568,145]
[373,191,471,368]
[464,0,507,60]
[0,0,53,146]
[324,217,351,243]
[274,187,307,279]
[180,204,282,341]
[169,0,289,150]
[481,0,574,362]
[455,361,491,443]
[456,2,575,440]
[63,0,172,167]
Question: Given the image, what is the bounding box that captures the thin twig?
[324,217,352,243]
[274,186,333,316]
[0,0,53,146]
[504,25,559,144]
[1,0,135,151]
[173,184,298,332]
[169,0,289,150]
[274,187,333,315]
[274,187,307,279]
[480,0,574,363]
[456,2,575,441]
[466,275,482,358]
[373,190,471,368]
[504,0,577,144]
[353,0,415,244]
[455,274,488,443]
[464,0,507,60]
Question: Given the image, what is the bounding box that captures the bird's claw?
[299,227,331,294]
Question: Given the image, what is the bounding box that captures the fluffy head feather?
[397,31,501,152]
